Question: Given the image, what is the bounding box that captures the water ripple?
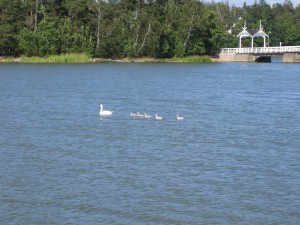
[1,63,300,224]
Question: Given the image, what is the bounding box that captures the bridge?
[221,46,300,55]
[219,46,300,63]
[219,21,300,63]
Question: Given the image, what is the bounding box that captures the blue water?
[1,62,300,224]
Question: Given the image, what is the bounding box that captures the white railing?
[221,46,300,54]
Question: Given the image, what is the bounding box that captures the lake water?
[1,62,300,224]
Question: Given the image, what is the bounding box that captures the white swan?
[144,113,152,119]
[155,114,163,120]
[99,104,113,116]
[137,112,144,118]
[130,112,137,117]
[176,115,184,120]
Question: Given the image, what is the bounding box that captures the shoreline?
[92,57,218,63]
[0,56,218,63]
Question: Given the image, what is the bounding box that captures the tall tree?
[0,0,25,56]
[2,0,300,58]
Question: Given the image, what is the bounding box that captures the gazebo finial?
[243,21,247,30]
[259,20,262,30]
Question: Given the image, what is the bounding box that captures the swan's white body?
[99,104,113,116]
[144,113,152,119]
[176,115,184,120]
[155,114,163,120]
[137,112,144,118]
[130,112,137,117]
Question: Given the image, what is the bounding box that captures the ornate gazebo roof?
[237,21,269,48]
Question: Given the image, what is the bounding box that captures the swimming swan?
[130,112,137,117]
[144,113,152,119]
[176,115,184,120]
[99,104,113,116]
[155,114,163,120]
[137,112,144,118]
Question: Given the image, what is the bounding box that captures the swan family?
[131,112,163,120]
[100,104,184,120]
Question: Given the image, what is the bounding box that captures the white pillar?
[239,37,242,48]
[251,38,254,48]
[263,37,266,47]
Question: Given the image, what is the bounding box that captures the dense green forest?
[0,0,299,58]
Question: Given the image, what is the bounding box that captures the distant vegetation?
[169,56,213,63]
[0,57,15,63]
[0,0,299,60]
[20,53,91,63]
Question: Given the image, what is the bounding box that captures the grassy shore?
[0,57,15,63]
[166,56,214,63]
[93,56,215,63]
[1,54,216,63]
[20,53,91,63]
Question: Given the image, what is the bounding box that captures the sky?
[205,0,300,7]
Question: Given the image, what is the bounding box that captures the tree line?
[0,0,299,58]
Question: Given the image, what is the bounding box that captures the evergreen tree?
[0,0,25,56]
[1,0,299,58]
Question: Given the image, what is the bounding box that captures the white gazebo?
[237,21,269,48]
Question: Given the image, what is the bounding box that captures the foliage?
[0,0,299,58]
[20,53,91,63]
[169,56,213,63]
[0,56,15,62]
[0,0,24,56]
